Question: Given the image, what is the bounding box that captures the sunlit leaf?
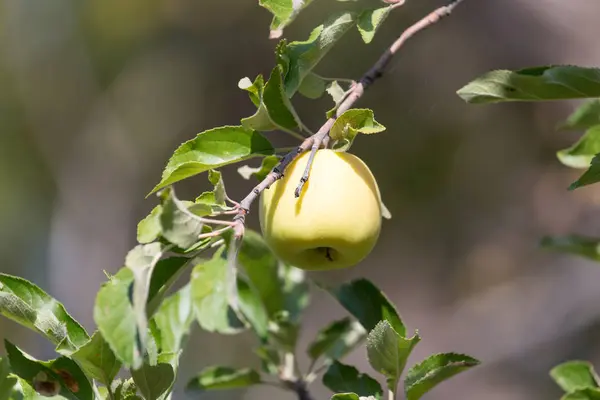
[186,366,260,393]
[241,66,303,134]
[259,0,315,38]
[0,274,89,354]
[277,12,356,97]
[330,108,385,151]
[367,321,420,391]
[562,388,600,400]
[357,6,392,44]
[457,66,600,104]
[190,250,245,334]
[551,361,599,393]
[70,332,120,386]
[159,188,205,249]
[150,126,273,193]
[557,126,600,169]
[137,206,162,244]
[404,353,480,400]
[237,156,279,181]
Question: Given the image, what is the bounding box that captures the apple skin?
[259,149,382,270]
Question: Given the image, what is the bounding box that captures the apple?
[259,149,383,270]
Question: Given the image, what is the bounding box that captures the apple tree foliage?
[458,66,600,399]
[0,1,489,400]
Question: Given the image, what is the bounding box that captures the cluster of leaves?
[551,361,600,400]
[0,261,479,400]
[459,65,600,397]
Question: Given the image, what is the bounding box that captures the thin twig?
[231,0,466,239]
[197,226,232,239]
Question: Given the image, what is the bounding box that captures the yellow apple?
[259,149,382,270]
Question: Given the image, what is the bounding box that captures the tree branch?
[232,0,466,238]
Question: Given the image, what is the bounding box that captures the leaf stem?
[388,388,396,400]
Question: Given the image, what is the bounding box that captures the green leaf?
[331,394,359,400]
[280,264,310,323]
[326,81,346,105]
[254,345,280,375]
[259,0,315,39]
[357,6,392,44]
[404,353,480,400]
[0,274,89,353]
[151,284,194,355]
[562,388,600,400]
[298,72,326,99]
[70,332,120,386]
[125,243,166,357]
[320,278,405,335]
[185,366,261,393]
[308,318,366,362]
[150,126,273,193]
[0,358,17,400]
[557,126,600,169]
[241,66,303,134]
[137,206,162,244]
[551,361,599,393]
[131,363,174,400]
[268,312,299,352]
[330,109,385,151]
[112,379,139,400]
[323,361,382,398]
[457,66,600,104]
[569,154,600,190]
[560,99,600,131]
[366,321,420,391]
[5,341,93,400]
[147,257,190,315]
[190,250,245,334]
[541,235,600,262]
[277,12,356,97]
[236,278,268,339]
[159,188,205,249]
[237,156,279,181]
[94,268,141,369]
[237,230,284,317]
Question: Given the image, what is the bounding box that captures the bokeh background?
[2,0,600,399]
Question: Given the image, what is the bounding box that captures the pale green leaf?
[151,285,193,356]
[298,72,326,99]
[159,188,204,249]
[0,358,17,400]
[357,6,392,44]
[458,66,600,104]
[330,109,385,151]
[404,353,480,400]
[367,321,420,391]
[137,206,162,244]
[259,0,315,38]
[70,332,120,386]
[562,388,600,400]
[557,126,600,169]
[241,66,303,134]
[551,361,600,392]
[190,251,245,334]
[185,367,260,392]
[277,12,356,97]
[150,126,273,193]
[0,274,89,354]
[131,363,173,400]
[237,156,279,181]
[569,154,600,190]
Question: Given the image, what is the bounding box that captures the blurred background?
[2,0,600,398]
